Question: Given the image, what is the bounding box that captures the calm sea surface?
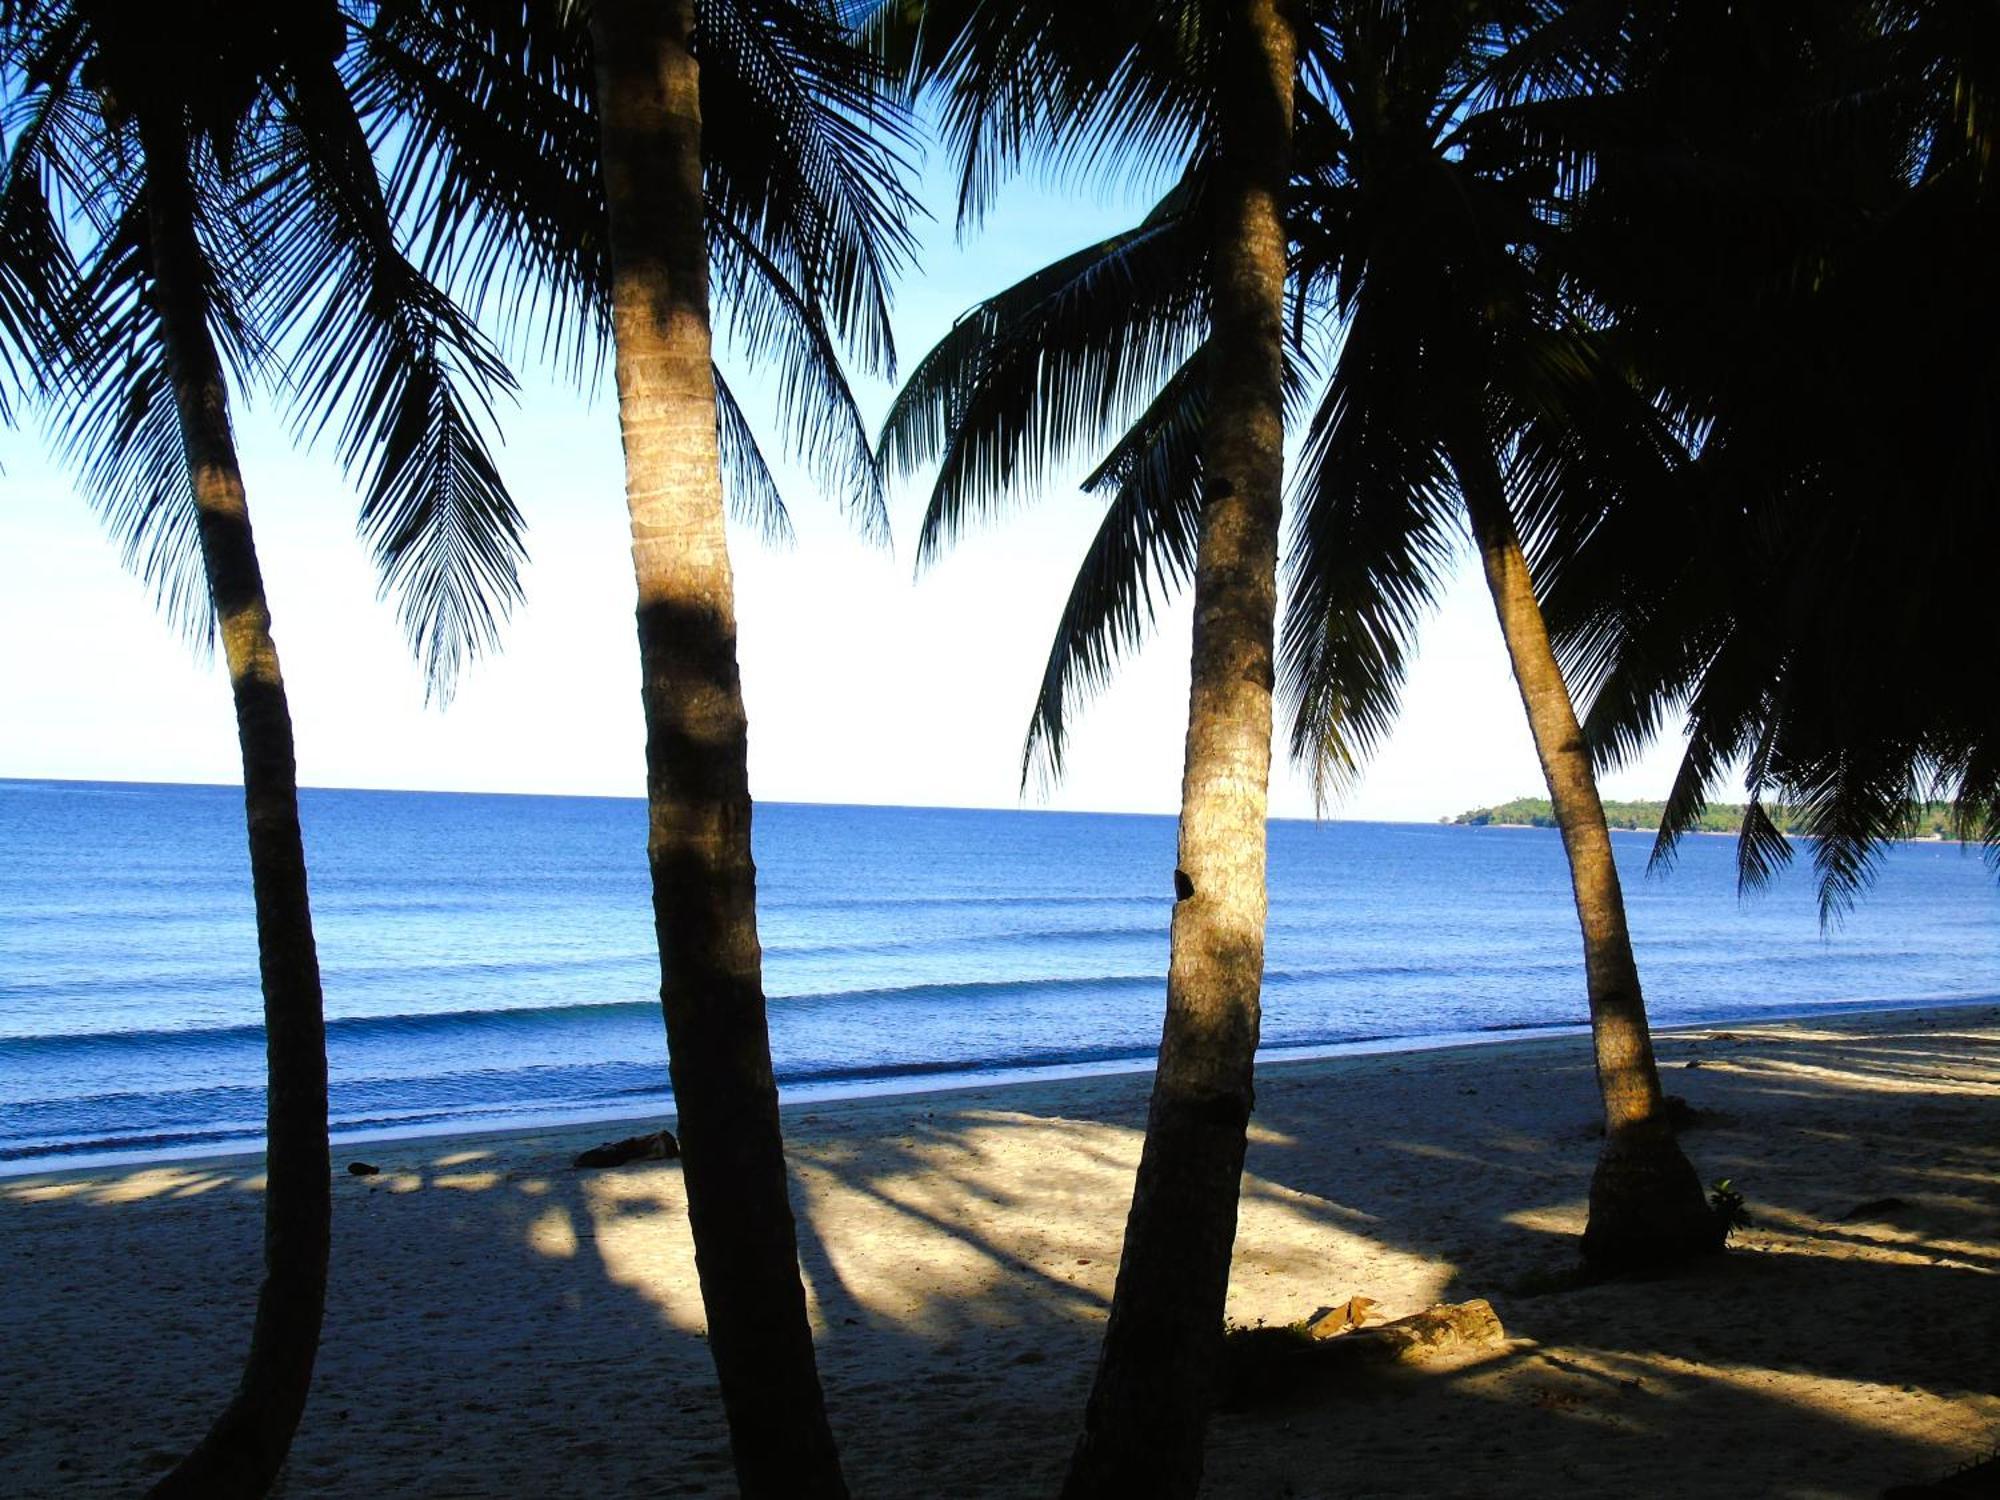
[2,778,1994,1169]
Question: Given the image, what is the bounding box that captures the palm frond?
[714,363,793,545]
[255,49,526,700]
[879,174,1207,568]
[868,0,1214,224]
[1021,345,1207,789]
[709,209,887,540]
[1279,279,1458,808]
[355,0,609,376]
[703,0,918,378]
[42,178,227,646]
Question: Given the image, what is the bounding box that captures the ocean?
[1,777,1994,1170]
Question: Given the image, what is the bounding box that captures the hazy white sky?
[0,143,1702,824]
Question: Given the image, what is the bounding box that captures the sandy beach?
[4,1002,1996,1498]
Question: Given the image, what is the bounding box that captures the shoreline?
[7,991,1995,1182]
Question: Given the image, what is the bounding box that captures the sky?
[0,138,1706,824]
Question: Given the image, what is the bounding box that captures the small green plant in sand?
[1710,1179,1751,1240]
[1217,1318,1317,1410]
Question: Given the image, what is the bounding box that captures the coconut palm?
[0,3,529,1491]
[364,2,915,1491]
[884,0,1731,1280]
[875,3,1314,1493]
[1277,0,1723,1268]
[1530,0,2000,918]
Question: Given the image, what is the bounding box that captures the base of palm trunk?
[1580,1125,1726,1270]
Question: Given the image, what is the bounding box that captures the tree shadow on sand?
[1,1009,1994,1497]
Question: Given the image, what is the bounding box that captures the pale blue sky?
[0,133,1700,822]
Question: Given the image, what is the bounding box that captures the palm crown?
[0,0,525,693]
[363,0,917,537]
[0,0,919,688]
[1526,0,2000,918]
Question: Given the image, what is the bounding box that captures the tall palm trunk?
[138,114,332,1500]
[1062,4,1296,1496]
[586,4,846,1495]
[1453,435,1720,1269]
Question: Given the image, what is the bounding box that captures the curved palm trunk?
[1062,5,1296,1496]
[138,117,331,1500]
[586,4,846,1495]
[1453,435,1720,1270]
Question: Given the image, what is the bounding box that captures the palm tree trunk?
[137,116,331,1500]
[1452,433,1721,1270]
[1062,4,1295,1496]
[586,4,846,1495]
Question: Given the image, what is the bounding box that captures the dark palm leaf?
[1021,345,1207,788]
[878,172,1207,567]
[254,47,526,699]
[714,363,794,545]
[868,0,1218,223]
[1279,284,1459,806]
[354,0,608,370]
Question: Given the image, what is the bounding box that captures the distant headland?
[1444,797,1973,839]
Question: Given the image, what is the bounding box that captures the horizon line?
[0,773,1481,828]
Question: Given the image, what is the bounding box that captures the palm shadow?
[1,1008,1993,1497]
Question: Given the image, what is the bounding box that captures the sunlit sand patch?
[1238,1178,1386,1226]
[1444,1344,1675,1440]
[6,1167,250,1206]
[121,1168,252,1205]
[1738,1056,2000,1098]
[1681,1357,1996,1445]
[434,1150,494,1168]
[573,1177,707,1334]
[785,1123,1139,1336]
[1753,1229,1999,1275]
[1501,1202,1590,1237]
[526,1204,579,1260]
[433,1171,503,1192]
[1228,1170,1455,1325]
[6,1179,88,1205]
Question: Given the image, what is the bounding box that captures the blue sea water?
[1,777,1995,1170]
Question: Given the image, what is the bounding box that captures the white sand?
[4,1003,1996,1498]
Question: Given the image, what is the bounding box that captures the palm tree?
[8,2,903,1491]
[373,2,914,1490]
[1530,0,2000,918]
[586,3,843,1491]
[876,3,1308,1493]
[1,4,527,1492]
[1277,0,1721,1268]
[883,0,1728,1277]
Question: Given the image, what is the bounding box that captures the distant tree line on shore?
[1448,799,1982,841]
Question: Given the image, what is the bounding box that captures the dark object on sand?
[573,1128,681,1170]
[346,1162,380,1177]
[1837,1196,1912,1223]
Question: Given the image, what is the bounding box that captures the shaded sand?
[4,1004,1996,1497]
